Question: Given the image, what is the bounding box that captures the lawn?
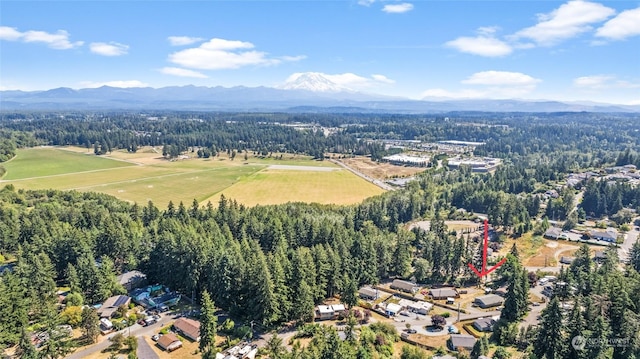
[203,167,385,207]
[1,147,385,207]
[1,147,134,180]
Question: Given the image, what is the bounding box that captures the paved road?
[520,283,548,329]
[619,218,639,263]
[66,312,176,359]
[137,337,160,359]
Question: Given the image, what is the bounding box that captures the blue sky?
[1,0,639,104]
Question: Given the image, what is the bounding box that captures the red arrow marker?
[468,219,507,281]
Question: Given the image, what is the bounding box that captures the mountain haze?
[1,85,638,113]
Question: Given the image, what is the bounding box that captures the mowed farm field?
[1,147,384,207]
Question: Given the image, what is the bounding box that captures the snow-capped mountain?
[279,72,352,93]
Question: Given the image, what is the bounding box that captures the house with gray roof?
[97,295,130,318]
[429,288,459,300]
[560,256,575,264]
[358,286,379,300]
[116,270,147,291]
[448,334,476,351]
[390,279,418,293]
[474,294,504,309]
[590,230,617,243]
[544,227,565,240]
[473,317,496,332]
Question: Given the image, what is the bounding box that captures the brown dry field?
[525,242,561,267]
[337,156,427,180]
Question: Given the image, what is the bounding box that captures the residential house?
[390,279,418,293]
[594,251,607,263]
[560,256,575,264]
[544,227,565,240]
[544,190,559,199]
[358,286,379,300]
[428,288,459,300]
[315,304,347,320]
[398,298,432,315]
[96,295,130,318]
[116,270,147,291]
[173,317,201,342]
[385,303,402,316]
[216,343,258,359]
[99,318,113,332]
[316,305,333,320]
[590,230,617,243]
[448,334,477,351]
[157,333,182,352]
[473,317,496,332]
[474,294,504,309]
[331,304,346,317]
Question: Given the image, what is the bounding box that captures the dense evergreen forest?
[1,111,640,358]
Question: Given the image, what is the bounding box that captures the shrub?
[60,306,83,327]
[441,312,451,318]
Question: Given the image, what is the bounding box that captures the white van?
[538,278,549,286]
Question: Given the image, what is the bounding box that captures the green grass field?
[1,147,384,207]
[1,147,134,180]
[204,168,385,206]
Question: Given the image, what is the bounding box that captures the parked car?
[406,329,417,334]
[151,334,161,341]
[158,305,169,312]
[137,319,147,326]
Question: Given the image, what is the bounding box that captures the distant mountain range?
[2,77,639,113]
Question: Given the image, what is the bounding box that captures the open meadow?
[1,147,134,180]
[1,147,384,207]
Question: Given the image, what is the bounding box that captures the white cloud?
[0,26,22,41]
[168,37,301,70]
[201,38,254,50]
[372,74,395,84]
[324,73,372,87]
[574,75,640,89]
[421,88,487,99]
[320,73,395,88]
[80,80,149,88]
[159,67,208,78]
[595,7,640,40]
[280,55,307,62]
[422,71,542,99]
[513,0,615,45]
[462,71,541,86]
[573,75,614,88]
[382,3,414,14]
[0,26,83,49]
[90,42,129,56]
[358,0,375,6]
[445,36,513,57]
[477,26,500,36]
[167,36,204,46]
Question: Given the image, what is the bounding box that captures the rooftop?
[157,333,181,349]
